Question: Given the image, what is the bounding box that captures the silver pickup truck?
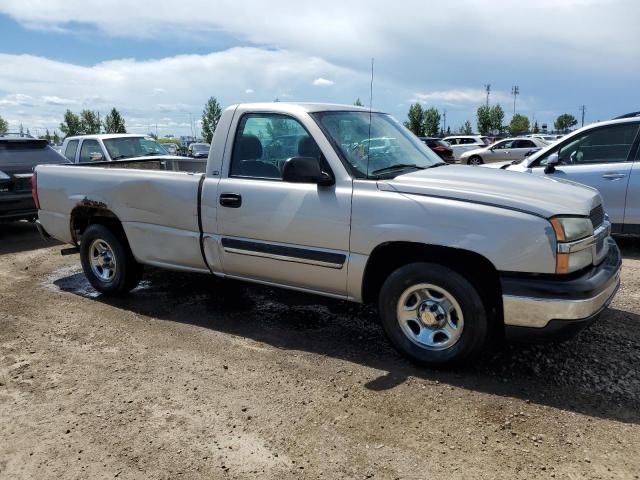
[34,103,621,365]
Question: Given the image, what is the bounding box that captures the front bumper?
[501,238,621,340]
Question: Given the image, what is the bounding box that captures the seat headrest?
[298,136,321,159]
[234,134,263,160]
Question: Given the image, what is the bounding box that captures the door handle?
[219,193,242,208]
[602,173,626,180]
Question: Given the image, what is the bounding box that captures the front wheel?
[467,156,483,165]
[80,224,143,296]
[378,262,488,365]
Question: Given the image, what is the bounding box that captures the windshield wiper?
[424,162,448,169]
[110,154,130,160]
[370,164,425,176]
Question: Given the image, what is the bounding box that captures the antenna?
[366,57,374,178]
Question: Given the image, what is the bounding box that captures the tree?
[446,126,451,135]
[354,98,364,107]
[533,121,540,134]
[103,108,126,134]
[463,120,473,135]
[509,114,530,135]
[423,107,441,137]
[60,110,82,137]
[53,131,61,144]
[490,104,504,133]
[80,110,101,134]
[0,114,7,134]
[476,105,491,135]
[201,96,222,144]
[554,113,578,133]
[403,103,425,136]
[19,123,24,136]
[45,129,51,143]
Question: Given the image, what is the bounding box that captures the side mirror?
[544,153,559,174]
[89,152,104,162]
[282,156,334,186]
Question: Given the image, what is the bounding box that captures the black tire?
[80,224,143,296]
[378,262,488,366]
[468,155,483,165]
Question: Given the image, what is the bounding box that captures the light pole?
[511,85,519,115]
[484,84,491,107]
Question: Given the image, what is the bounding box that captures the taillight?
[31,171,40,209]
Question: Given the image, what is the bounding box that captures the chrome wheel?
[396,283,464,350]
[89,238,117,282]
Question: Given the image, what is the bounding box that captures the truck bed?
[36,159,209,273]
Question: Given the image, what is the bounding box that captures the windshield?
[313,111,443,178]
[103,137,168,160]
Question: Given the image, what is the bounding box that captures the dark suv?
[0,137,68,221]
[419,137,455,163]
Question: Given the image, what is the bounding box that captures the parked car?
[34,102,620,366]
[188,142,211,158]
[442,135,491,160]
[163,143,180,155]
[527,134,560,143]
[0,136,68,222]
[460,137,549,165]
[419,137,455,163]
[484,116,640,234]
[61,134,187,163]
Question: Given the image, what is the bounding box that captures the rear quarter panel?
[36,165,207,272]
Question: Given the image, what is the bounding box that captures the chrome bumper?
[501,239,621,329]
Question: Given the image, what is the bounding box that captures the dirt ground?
[1,221,639,480]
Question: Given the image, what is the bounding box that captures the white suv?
[443,135,491,160]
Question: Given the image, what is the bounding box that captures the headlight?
[549,217,593,242]
[549,216,594,274]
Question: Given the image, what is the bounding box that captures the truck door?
[529,122,639,228]
[213,112,352,297]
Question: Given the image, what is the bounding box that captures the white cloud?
[0,48,365,135]
[312,77,335,87]
[412,89,512,106]
[245,88,254,94]
[42,95,78,105]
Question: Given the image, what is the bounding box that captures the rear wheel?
[468,156,483,165]
[80,224,143,296]
[378,262,488,365]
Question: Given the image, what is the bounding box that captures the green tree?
[554,113,578,133]
[533,121,540,134]
[490,104,504,133]
[509,114,530,135]
[19,123,24,136]
[476,105,491,135]
[463,120,473,135]
[354,98,364,107]
[403,103,425,136]
[446,126,451,135]
[423,107,441,136]
[80,110,101,134]
[0,114,7,134]
[45,128,51,143]
[103,108,126,133]
[53,131,61,144]
[60,110,82,137]
[201,96,222,144]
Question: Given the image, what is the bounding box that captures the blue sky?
[0,0,638,137]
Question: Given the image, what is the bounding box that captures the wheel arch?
[361,241,504,330]
[69,202,128,247]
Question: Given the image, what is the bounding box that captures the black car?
[188,142,211,158]
[419,137,455,163]
[0,137,69,222]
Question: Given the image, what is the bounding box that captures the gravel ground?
[1,221,639,479]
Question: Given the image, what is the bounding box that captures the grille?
[589,204,605,229]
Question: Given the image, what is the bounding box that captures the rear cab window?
[64,140,79,162]
[0,140,67,167]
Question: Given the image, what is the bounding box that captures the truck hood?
[378,165,600,218]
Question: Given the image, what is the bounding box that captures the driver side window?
[538,123,639,166]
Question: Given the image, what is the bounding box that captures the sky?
[0,0,638,138]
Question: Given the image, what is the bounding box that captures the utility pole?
[442,109,447,135]
[511,85,519,115]
[484,84,491,107]
[579,105,586,127]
